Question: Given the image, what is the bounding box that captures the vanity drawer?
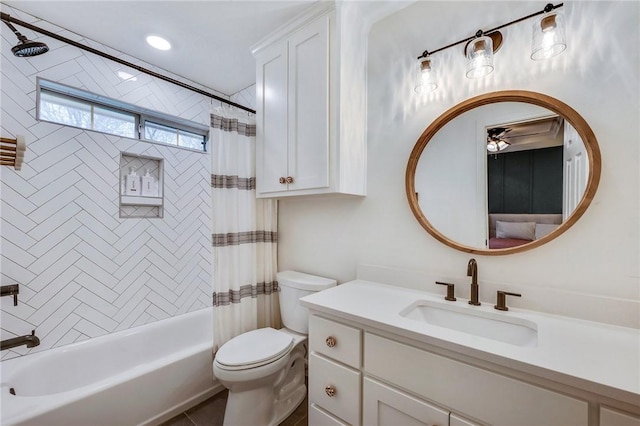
[309,353,361,425]
[309,315,361,368]
[365,332,588,426]
[309,403,350,426]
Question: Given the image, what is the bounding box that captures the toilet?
[213,270,336,426]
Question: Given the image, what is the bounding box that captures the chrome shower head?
[2,19,49,57]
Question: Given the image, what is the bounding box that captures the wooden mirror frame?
[406,90,601,255]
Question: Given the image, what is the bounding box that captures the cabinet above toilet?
[252,2,367,198]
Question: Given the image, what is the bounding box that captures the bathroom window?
[40,90,137,138]
[143,119,206,150]
[37,78,208,152]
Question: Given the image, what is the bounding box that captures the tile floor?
[160,390,308,426]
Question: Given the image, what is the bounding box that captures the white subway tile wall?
[0,6,218,360]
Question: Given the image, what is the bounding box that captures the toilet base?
[272,382,306,426]
[222,382,306,426]
[220,342,307,426]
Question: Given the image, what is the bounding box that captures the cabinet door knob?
[325,336,337,347]
[279,177,286,184]
[285,176,294,184]
[325,385,336,397]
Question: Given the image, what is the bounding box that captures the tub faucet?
[1,330,40,351]
[467,258,481,306]
[1,284,19,306]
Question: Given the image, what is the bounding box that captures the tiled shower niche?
[120,153,164,218]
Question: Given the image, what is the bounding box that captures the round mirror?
[406,91,601,255]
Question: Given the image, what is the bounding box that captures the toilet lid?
[215,328,294,369]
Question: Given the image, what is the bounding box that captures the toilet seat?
[215,327,293,371]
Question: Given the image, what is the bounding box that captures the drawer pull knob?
[285,176,294,184]
[325,385,336,397]
[325,336,337,347]
[279,177,286,184]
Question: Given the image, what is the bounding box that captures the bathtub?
[0,307,221,426]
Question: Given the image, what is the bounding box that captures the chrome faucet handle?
[435,281,456,301]
[495,291,521,311]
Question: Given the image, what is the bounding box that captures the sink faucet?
[1,330,40,351]
[467,258,481,306]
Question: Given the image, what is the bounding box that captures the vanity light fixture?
[415,3,564,93]
[414,56,438,93]
[531,5,567,60]
[465,32,496,79]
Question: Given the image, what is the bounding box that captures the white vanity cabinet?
[308,315,362,425]
[363,377,450,426]
[600,406,640,426]
[364,332,587,426]
[307,314,590,426]
[303,280,640,426]
[252,3,366,198]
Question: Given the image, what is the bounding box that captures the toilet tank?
[277,270,336,334]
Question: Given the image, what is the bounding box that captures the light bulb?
[414,57,437,93]
[497,140,510,151]
[531,12,567,60]
[466,36,494,79]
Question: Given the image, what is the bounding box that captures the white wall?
[0,6,220,359]
[278,1,640,328]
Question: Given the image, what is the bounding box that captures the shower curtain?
[210,107,280,353]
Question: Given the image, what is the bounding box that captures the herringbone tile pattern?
[1,5,214,360]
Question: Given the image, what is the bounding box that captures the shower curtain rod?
[0,12,256,114]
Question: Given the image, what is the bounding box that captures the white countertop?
[300,280,640,407]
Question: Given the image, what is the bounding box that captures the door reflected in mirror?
[407,91,600,255]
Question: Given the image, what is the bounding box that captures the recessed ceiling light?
[146,35,171,51]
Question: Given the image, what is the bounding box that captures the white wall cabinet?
[252,3,366,198]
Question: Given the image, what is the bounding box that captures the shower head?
[12,39,49,57]
[2,19,49,57]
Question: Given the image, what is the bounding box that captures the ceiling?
[488,116,564,154]
[3,1,316,96]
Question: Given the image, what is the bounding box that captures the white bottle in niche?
[141,169,158,197]
[124,167,141,196]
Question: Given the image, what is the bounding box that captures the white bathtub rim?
[1,307,214,425]
[1,306,212,377]
[2,343,214,424]
[2,340,212,397]
[2,307,212,361]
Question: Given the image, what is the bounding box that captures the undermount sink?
[400,300,538,347]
